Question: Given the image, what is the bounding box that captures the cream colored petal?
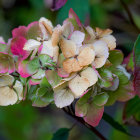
[0,86,18,106]
[53,46,59,62]
[13,80,23,101]
[54,82,74,108]
[41,40,59,62]
[63,58,82,74]
[51,25,62,47]
[60,38,77,58]
[92,56,107,68]
[101,35,116,50]
[78,47,95,67]
[39,17,53,35]
[81,67,98,86]
[0,75,14,87]
[85,26,96,43]
[92,40,109,68]
[41,40,53,57]
[53,73,77,90]
[69,75,90,98]
[62,73,77,81]
[54,88,74,108]
[96,27,112,37]
[39,23,49,40]
[70,31,85,45]
[23,39,41,51]
[62,22,73,38]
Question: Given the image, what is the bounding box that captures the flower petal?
[0,36,5,43]
[46,70,62,87]
[60,38,77,58]
[32,69,45,79]
[23,39,41,51]
[78,47,95,67]
[101,35,116,50]
[96,27,112,37]
[39,17,53,35]
[69,75,90,98]
[70,31,85,45]
[57,68,69,78]
[0,86,18,106]
[0,74,14,87]
[85,26,96,43]
[13,80,23,100]
[12,26,27,38]
[80,67,98,86]
[54,82,74,108]
[63,58,82,73]
[18,60,32,78]
[51,25,62,46]
[11,36,29,60]
[62,22,74,38]
[26,21,43,40]
[41,40,59,62]
[29,79,41,86]
[0,53,15,74]
[92,40,109,68]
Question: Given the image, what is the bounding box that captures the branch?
[120,0,140,32]
[62,107,107,140]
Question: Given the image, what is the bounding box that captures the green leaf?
[125,53,134,71]
[39,54,54,66]
[52,128,70,140]
[40,77,51,88]
[32,89,53,107]
[124,96,140,121]
[98,69,113,88]
[20,76,27,85]
[46,70,62,87]
[0,43,7,52]
[93,92,109,106]
[75,90,92,117]
[108,50,124,68]
[27,57,40,74]
[103,112,131,136]
[30,77,54,107]
[106,81,134,106]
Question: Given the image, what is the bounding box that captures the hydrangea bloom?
[0,8,135,128]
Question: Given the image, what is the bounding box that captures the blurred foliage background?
[0,0,140,140]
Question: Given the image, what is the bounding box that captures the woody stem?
[62,107,107,140]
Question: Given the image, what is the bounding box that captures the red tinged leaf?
[51,0,68,11]
[75,90,104,127]
[69,8,83,28]
[12,26,27,38]
[11,37,29,60]
[133,35,140,97]
[0,53,15,74]
[11,21,42,60]
[84,103,104,127]
[18,60,31,78]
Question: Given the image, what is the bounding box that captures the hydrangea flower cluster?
[0,9,135,127]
